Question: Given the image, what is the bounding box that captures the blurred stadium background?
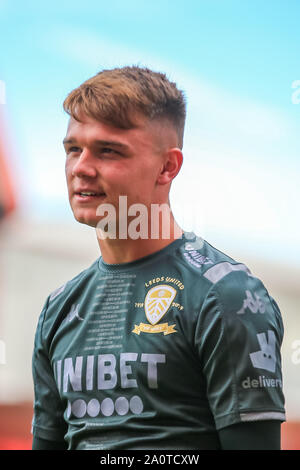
[0,0,299,450]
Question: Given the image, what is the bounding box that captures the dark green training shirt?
[32,232,285,449]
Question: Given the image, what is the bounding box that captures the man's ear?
[157,148,183,185]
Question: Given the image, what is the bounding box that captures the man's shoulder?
[176,234,283,328]
[47,258,99,305]
[174,233,277,314]
[34,259,100,344]
[175,233,252,286]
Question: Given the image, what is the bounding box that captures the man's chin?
[73,213,98,228]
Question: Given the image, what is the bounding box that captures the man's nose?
[72,149,97,178]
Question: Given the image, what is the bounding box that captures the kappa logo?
[65,304,84,323]
[132,285,177,335]
[237,290,266,314]
[249,330,277,373]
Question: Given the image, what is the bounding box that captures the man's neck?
[96,216,183,265]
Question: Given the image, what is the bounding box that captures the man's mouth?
[74,191,107,201]
[78,192,105,197]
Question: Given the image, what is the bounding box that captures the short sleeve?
[31,298,67,442]
[195,269,286,430]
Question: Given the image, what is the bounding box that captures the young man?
[32,66,285,450]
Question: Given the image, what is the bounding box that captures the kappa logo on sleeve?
[65,304,84,323]
[249,330,277,373]
[237,290,266,314]
[132,285,177,336]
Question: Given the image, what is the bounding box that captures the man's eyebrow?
[63,138,75,145]
[93,140,130,149]
[62,138,130,149]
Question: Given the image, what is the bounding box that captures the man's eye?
[65,146,81,155]
[101,148,116,154]
[99,148,123,158]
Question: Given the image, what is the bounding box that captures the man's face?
[64,113,171,229]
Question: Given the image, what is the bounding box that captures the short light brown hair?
[63,65,186,149]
